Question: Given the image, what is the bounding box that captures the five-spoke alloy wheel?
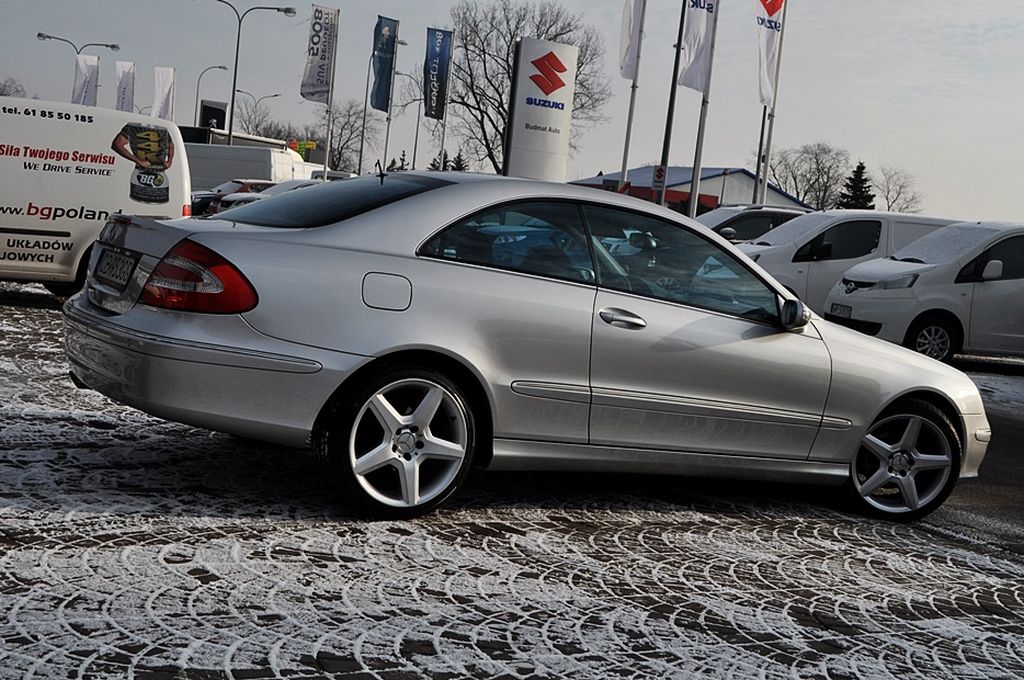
[850,399,960,520]
[317,367,476,518]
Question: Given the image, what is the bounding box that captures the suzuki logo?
[760,0,784,17]
[529,51,567,96]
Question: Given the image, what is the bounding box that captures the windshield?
[891,223,1003,264]
[216,174,453,228]
[695,208,741,229]
[754,212,831,246]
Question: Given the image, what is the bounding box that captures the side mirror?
[780,298,811,330]
[628,232,657,250]
[982,259,1003,281]
[719,226,737,242]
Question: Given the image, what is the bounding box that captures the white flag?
[71,54,99,106]
[756,0,786,107]
[115,61,135,112]
[152,67,176,121]
[678,0,719,94]
[300,5,341,104]
[619,0,644,80]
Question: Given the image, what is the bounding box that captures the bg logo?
[760,0,784,16]
[529,52,567,96]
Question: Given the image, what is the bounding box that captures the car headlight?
[874,273,919,290]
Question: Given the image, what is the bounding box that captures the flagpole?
[752,105,767,202]
[322,15,339,176]
[758,0,789,204]
[618,0,647,190]
[382,25,402,169]
[656,2,687,206]
[437,32,455,170]
[687,2,721,218]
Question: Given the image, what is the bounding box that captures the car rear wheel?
[848,399,960,521]
[904,316,957,363]
[316,367,476,519]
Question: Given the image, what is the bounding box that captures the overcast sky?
[3,1,1021,220]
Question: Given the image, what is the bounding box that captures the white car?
[823,222,1024,362]
[738,210,959,313]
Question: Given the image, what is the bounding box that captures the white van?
[0,97,191,296]
[738,210,959,312]
[823,222,1024,362]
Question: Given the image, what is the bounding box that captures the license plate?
[94,248,137,288]
[830,303,852,319]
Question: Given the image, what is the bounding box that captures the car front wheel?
[849,399,960,521]
[905,317,958,362]
[316,367,476,519]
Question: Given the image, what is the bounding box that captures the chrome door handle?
[599,308,647,329]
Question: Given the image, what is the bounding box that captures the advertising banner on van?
[370,15,399,113]
[300,4,341,104]
[756,0,785,107]
[151,67,175,121]
[71,55,99,107]
[502,38,578,183]
[422,28,453,121]
[115,61,135,113]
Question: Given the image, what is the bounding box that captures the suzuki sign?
[503,38,579,183]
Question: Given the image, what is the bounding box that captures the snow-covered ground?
[1,282,1023,679]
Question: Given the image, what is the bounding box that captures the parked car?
[204,178,276,214]
[64,174,989,520]
[738,210,961,312]
[215,179,323,211]
[823,222,1024,362]
[697,204,810,243]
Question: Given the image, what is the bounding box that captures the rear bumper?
[63,295,368,447]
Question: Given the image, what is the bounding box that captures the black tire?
[847,399,961,522]
[314,366,477,519]
[904,316,958,363]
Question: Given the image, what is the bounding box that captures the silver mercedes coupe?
[64,173,991,519]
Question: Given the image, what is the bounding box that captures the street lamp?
[37,32,119,55]
[194,65,229,126]
[396,72,422,170]
[236,89,281,109]
[213,0,296,145]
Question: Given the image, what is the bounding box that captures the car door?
[968,235,1024,353]
[583,204,832,460]
[419,200,597,443]
[796,219,886,312]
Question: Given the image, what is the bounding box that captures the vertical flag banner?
[423,28,453,120]
[300,5,341,104]
[678,0,718,94]
[71,54,99,106]
[115,61,135,112]
[619,0,643,80]
[503,38,579,182]
[152,67,176,121]
[370,16,399,112]
[756,0,785,107]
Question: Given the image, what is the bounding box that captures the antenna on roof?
[375,159,388,186]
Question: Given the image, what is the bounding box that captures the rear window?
[211,181,243,194]
[214,174,453,228]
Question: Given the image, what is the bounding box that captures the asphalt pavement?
[0,282,1022,679]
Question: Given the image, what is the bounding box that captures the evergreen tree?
[428,150,451,171]
[397,150,408,171]
[836,161,876,209]
[450,150,469,172]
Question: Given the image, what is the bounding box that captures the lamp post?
[194,65,228,126]
[213,0,295,145]
[37,32,119,55]
[396,72,422,170]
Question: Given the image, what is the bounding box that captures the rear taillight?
[182,204,192,217]
[139,239,257,313]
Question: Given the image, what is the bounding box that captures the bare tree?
[768,142,851,210]
[237,98,274,136]
[0,77,27,97]
[312,99,382,172]
[873,165,922,213]
[448,0,611,172]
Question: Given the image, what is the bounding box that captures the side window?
[983,235,1024,280]
[720,214,774,242]
[794,220,882,262]
[584,205,780,324]
[421,201,594,283]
